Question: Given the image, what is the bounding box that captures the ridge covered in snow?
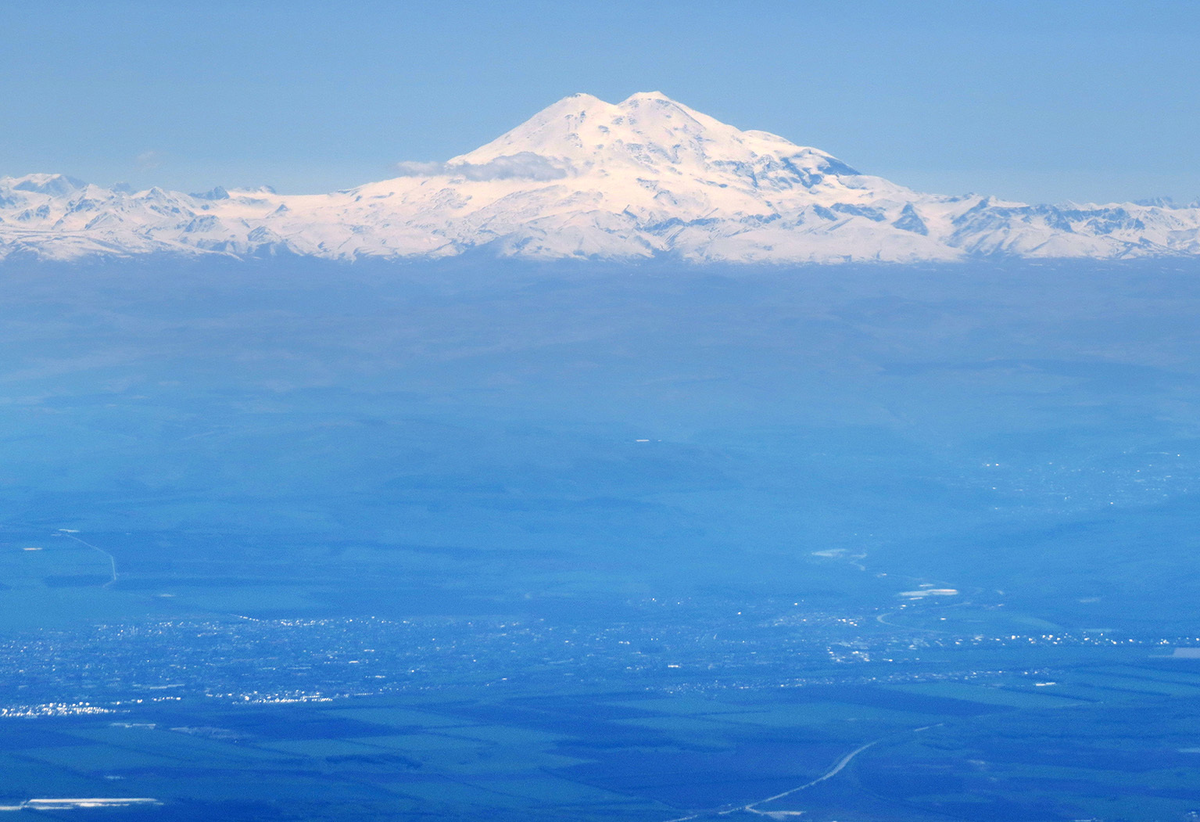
[3,92,1200,264]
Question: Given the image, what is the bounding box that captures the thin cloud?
[136,150,165,170]
[395,152,568,182]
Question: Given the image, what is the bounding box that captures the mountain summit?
[2,92,1199,263]
[453,91,859,184]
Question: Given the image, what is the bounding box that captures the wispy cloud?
[135,150,164,170]
[395,152,568,182]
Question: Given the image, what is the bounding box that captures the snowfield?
[3,91,1200,264]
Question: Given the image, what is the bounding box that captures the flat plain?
[1,257,1198,819]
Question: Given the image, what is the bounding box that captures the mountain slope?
[3,92,1200,264]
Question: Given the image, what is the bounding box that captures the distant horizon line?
[3,90,1197,209]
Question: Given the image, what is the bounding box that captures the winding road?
[736,738,881,816]
[56,530,118,586]
[663,724,940,821]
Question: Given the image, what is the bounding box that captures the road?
[663,724,940,821]
[56,530,118,586]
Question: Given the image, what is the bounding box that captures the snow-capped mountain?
[4,91,1200,264]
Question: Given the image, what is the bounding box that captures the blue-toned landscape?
[1,257,1199,819]
[5,2,1200,818]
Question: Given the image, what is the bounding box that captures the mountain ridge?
[3,92,1199,264]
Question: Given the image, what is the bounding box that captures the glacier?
[3,91,1200,264]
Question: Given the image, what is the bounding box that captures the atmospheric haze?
[2,55,1200,822]
[4,93,1200,265]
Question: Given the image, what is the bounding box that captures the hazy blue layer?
[3,258,1200,819]
[0,257,1196,631]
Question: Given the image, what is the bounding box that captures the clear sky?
[3,0,1199,204]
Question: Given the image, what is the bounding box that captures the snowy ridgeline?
[3,91,1200,265]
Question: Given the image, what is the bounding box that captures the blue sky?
[3,0,1198,204]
